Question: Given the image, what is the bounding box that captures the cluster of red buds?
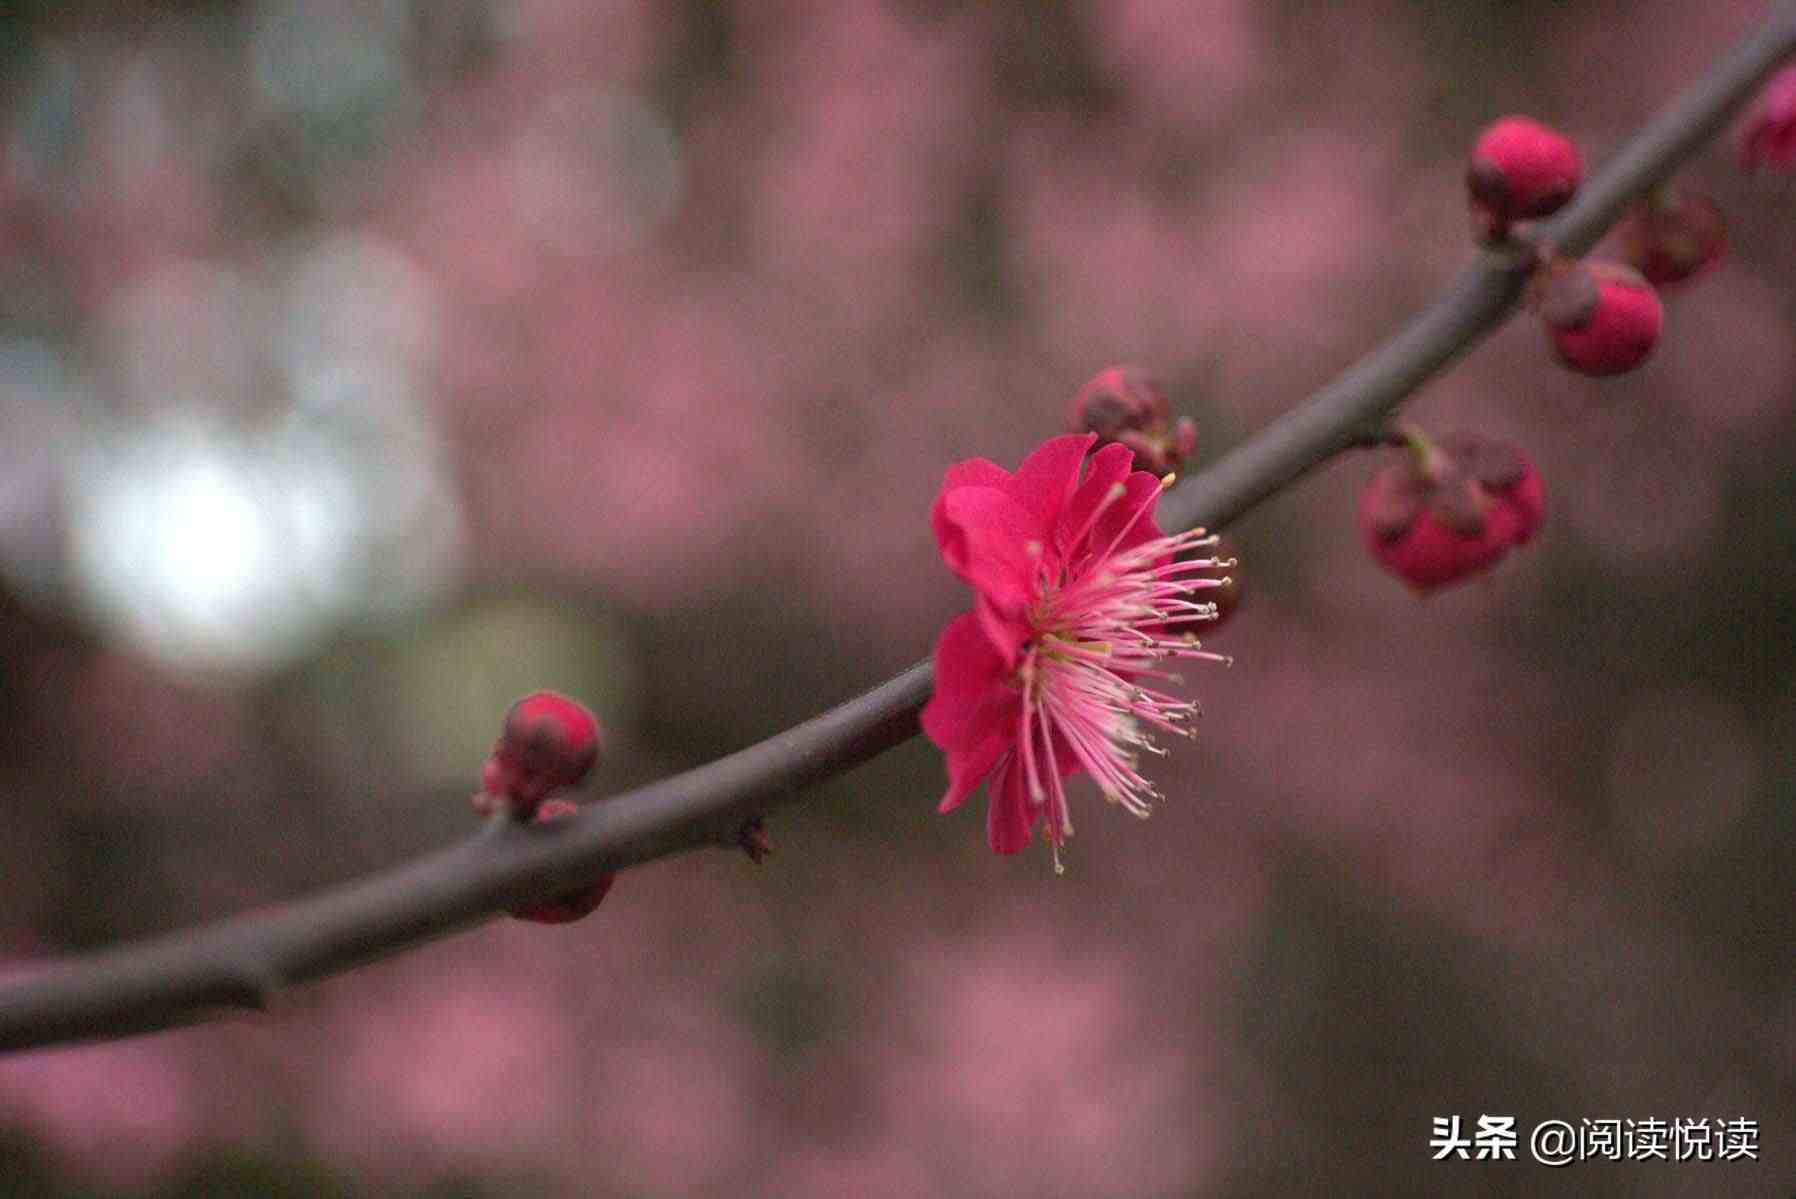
[1345,85,1791,591]
[1466,113,1727,381]
[1064,88,1775,613]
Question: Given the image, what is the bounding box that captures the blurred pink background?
[0,1,1792,1195]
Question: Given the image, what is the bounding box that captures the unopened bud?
[1359,430,1544,593]
[1614,191,1725,288]
[1067,365,1197,475]
[475,691,602,820]
[1537,260,1663,377]
[1467,115,1581,243]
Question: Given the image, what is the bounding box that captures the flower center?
[1011,490,1233,871]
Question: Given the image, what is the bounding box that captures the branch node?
[737,817,774,864]
[227,957,286,1012]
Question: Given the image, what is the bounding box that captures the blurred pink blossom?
[884,933,1218,1196]
[1741,64,1796,169]
[0,1039,202,1190]
[741,0,983,331]
[1091,0,1265,131]
[315,974,576,1166]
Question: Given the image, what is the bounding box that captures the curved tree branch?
[4,4,1794,1053]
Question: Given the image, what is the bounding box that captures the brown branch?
[4,3,1795,1053]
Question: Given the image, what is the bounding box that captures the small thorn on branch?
[224,957,285,1012]
[737,817,773,864]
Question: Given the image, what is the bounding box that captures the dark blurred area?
[0,1,1792,1195]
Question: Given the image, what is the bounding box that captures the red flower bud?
[1467,116,1582,242]
[475,691,602,820]
[1741,64,1796,171]
[1614,191,1725,288]
[509,798,615,924]
[1538,260,1663,377]
[1360,431,1544,593]
[1067,365,1196,475]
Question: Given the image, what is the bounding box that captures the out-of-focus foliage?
[0,1,1792,1195]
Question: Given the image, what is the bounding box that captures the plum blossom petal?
[1087,469,1166,562]
[941,457,1011,492]
[936,487,1041,614]
[930,457,1011,562]
[938,485,1040,555]
[940,732,1010,816]
[922,611,1015,752]
[1055,441,1137,560]
[1001,432,1094,531]
[984,755,1040,855]
[966,596,1026,670]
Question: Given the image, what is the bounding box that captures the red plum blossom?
[922,433,1231,867]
